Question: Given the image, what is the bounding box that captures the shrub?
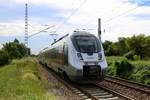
[106,64,116,76]
[106,56,150,85]
[131,62,150,85]
[133,55,140,60]
[0,50,9,66]
[124,51,134,60]
[0,39,30,66]
[115,59,134,79]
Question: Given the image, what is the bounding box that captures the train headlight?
[77,53,83,60]
[98,53,102,60]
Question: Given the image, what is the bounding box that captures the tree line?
[0,39,30,66]
[103,34,150,60]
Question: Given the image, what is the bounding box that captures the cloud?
[0,0,150,54]
[13,0,84,9]
[0,19,56,36]
[0,20,24,36]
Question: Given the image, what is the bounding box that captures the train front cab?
[68,56,107,83]
[68,32,107,83]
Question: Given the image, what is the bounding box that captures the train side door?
[63,43,68,65]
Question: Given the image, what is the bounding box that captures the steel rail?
[106,75,150,88]
[104,76,150,94]
[93,83,134,100]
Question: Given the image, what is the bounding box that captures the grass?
[0,57,58,100]
[106,56,150,85]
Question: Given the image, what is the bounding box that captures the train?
[38,30,107,83]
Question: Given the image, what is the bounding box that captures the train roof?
[71,31,97,38]
[51,31,95,45]
[39,31,96,54]
[73,30,94,35]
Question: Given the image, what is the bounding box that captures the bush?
[131,61,150,85]
[124,51,134,60]
[0,50,9,66]
[133,55,140,60]
[115,59,134,79]
[106,56,150,85]
[0,39,30,66]
[106,63,116,76]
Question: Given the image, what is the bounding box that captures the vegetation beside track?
[0,58,58,100]
[106,56,150,85]
[0,39,30,66]
[103,34,150,60]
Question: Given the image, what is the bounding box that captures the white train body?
[38,31,107,82]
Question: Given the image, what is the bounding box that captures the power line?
[84,0,150,30]
[81,0,150,29]
[28,25,55,38]
[102,1,150,24]
[80,5,123,28]
[55,0,87,33]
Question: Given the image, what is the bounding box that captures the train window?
[73,36,101,53]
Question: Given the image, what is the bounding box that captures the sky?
[0,0,150,54]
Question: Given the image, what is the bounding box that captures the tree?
[102,34,149,59]
[107,43,119,56]
[0,38,30,66]
[143,36,150,58]
[14,38,19,44]
[126,34,148,59]
[0,50,9,66]
[103,40,113,51]
[117,37,129,55]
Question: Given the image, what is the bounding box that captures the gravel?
[98,80,150,100]
[38,65,83,100]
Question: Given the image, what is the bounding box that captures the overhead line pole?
[98,18,101,41]
[25,3,29,56]
[25,3,28,47]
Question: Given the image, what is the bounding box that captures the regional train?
[38,30,107,83]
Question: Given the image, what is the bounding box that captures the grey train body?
[38,31,107,83]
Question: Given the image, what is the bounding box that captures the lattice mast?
[25,3,28,47]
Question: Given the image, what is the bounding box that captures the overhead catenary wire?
[80,5,123,29]
[55,0,88,33]
[28,25,55,38]
[80,0,150,32]
[102,1,150,24]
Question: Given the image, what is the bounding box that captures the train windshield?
[73,36,101,53]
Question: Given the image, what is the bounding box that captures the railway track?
[105,75,150,94]
[97,75,150,100]
[41,64,133,100]
[74,83,132,100]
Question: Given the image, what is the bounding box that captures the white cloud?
[0,19,56,36]
[0,21,24,36]
[0,0,149,41]
[13,0,84,8]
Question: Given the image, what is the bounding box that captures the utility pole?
[98,18,101,41]
[25,3,29,56]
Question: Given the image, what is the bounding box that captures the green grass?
[106,56,150,85]
[0,58,58,100]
